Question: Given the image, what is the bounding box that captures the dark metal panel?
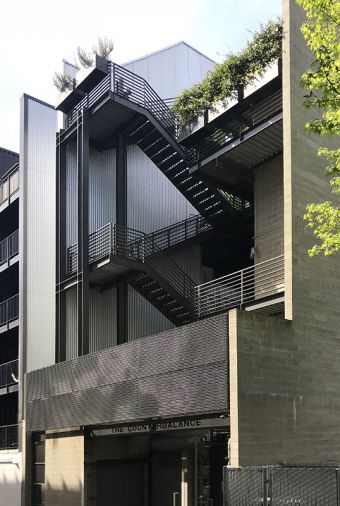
[26,313,229,432]
[0,147,19,180]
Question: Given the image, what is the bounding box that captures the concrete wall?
[254,155,284,263]
[229,0,340,466]
[0,452,22,506]
[45,432,84,506]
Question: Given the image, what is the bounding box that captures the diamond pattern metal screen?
[26,314,229,432]
[224,466,340,506]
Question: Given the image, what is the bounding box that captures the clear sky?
[0,0,281,152]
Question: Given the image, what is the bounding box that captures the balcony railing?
[0,294,19,327]
[194,255,284,319]
[0,359,18,389]
[67,215,211,276]
[0,230,19,266]
[0,424,18,450]
[66,61,178,136]
[0,164,19,206]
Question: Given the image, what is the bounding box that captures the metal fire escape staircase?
[68,215,212,325]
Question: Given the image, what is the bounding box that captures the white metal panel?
[20,96,57,373]
[127,286,174,342]
[123,42,214,99]
[127,145,197,233]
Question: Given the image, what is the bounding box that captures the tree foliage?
[297,0,340,256]
[172,20,283,125]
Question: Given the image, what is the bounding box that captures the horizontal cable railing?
[186,89,282,167]
[66,62,178,136]
[0,229,19,265]
[0,164,19,206]
[0,294,19,326]
[0,424,18,450]
[0,359,18,389]
[195,255,284,319]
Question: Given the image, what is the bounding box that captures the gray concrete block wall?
[254,155,284,263]
[230,0,340,466]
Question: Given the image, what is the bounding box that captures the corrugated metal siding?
[169,245,202,285]
[127,145,196,233]
[66,145,116,247]
[0,147,19,180]
[66,286,118,359]
[89,148,116,234]
[66,142,77,247]
[123,42,214,100]
[127,286,174,342]
[20,96,57,372]
[65,286,77,361]
[89,287,117,352]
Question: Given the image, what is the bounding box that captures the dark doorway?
[151,451,182,506]
[97,459,146,506]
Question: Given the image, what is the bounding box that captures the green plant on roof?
[77,47,94,69]
[173,20,283,125]
[52,72,74,92]
[95,36,114,59]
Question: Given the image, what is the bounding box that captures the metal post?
[240,270,244,307]
[336,468,340,506]
[77,109,90,357]
[172,492,179,506]
[263,468,269,506]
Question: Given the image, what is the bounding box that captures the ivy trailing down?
[173,20,283,125]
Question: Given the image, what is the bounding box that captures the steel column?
[116,132,128,344]
[77,109,90,357]
[56,134,67,362]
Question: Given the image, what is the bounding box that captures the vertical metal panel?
[66,146,116,247]
[89,287,117,353]
[65,286,77,361]
[66,142,77,247]
[169,245,203,285]
[0,147,19,180]
[127,286,174,342]
[127,145,197,233]
[66,286,118,358]
[89,148,116,234]
[123,42,214,100]
[20,96,57,373]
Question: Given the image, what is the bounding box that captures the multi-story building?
[0,147,20,503]
[0,1,338,505]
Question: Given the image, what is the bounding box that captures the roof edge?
[123,41,216,66]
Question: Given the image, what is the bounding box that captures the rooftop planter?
[76,54,109,92]
[56,81,85,113]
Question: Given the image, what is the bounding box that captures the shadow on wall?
[45,478,83,506]
[0,462,21,506]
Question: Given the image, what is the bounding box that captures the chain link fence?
[223,465,340,505]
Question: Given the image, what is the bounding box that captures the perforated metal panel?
[26,314,229,432]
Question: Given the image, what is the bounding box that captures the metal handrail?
[186,90,282,167]
[67,61,178,136]
[0,229,19,265]
[0,165,19,206]
[0,359,18,389]
[67,215,210,276]
[0,424,18,450]
[0,294,19,326]
[195,255,284,318]
[67,222,197,303]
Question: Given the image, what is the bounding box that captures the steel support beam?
[77,109,90,356]
[116,132,128,344]
[56,134,67,362]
